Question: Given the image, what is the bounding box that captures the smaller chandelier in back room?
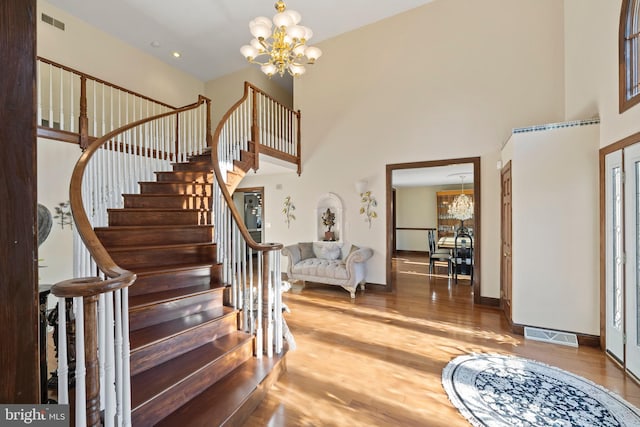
[240,1,322,78]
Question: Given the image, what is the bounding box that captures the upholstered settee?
[282,242,373,298]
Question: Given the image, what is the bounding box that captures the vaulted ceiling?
[46,0,434,82]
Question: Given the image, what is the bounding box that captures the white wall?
[205,68,293,129]
[37,139,80,285]
[564,0,640,148]
[283,0,564,292]
[38,0,204,107]
[395,187,436,252]
[507,124,600,335]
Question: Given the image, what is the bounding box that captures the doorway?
[233,187,265,244]
[386,157,481,304]
[603,145,640,379]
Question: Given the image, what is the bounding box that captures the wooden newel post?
[251,88,260,171]
[205,98,212,148]
[83,295,101,427]
[262,253,270,355]
[79,75,89,150]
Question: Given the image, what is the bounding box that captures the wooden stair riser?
[155,171,213,183]
[129,288,223,331]
[108,209,207,226]
[130,310,238,376]
[139,182,213,196]
[171,161,211,172]
[97,225,213,247]
[187,153,213,163]
[131,338,253,427]
[123,194,210,210]
[112,244,216,272]
[130,264,222,297]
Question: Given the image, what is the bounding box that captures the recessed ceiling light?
[150,40,161,48]
[172,51,181,58]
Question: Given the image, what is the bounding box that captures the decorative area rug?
[442,353,640,427]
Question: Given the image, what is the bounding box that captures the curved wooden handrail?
[37,56,177,110]
[52,274,136,298]
[70,95,210,284]
[211,83,283,253]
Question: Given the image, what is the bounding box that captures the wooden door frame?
[0,0,39,402]
[386,157,482,305]
[599,131,640,351]
[500,161,512,321]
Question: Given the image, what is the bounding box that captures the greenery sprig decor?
[359,191,378,228]
[321,208,335,232]
[282,196,296,228]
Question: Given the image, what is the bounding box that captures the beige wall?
[505,124,600,335]
[37,139,80,286]
[278,0,565,291]
[564,0,640,148]
[395,187,437,252]
[38,0,204,107]
[205,68,293,129]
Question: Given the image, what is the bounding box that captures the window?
[620,0,640,112]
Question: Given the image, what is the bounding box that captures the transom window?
[621,0,640,112]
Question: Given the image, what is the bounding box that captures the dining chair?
[452,232,473,284]
[428,229,451,276]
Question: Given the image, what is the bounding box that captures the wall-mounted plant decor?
[282,196,296,228]
[54,200,73,229]
[359,191,378,228]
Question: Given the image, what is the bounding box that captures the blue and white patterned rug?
[442,353,640,427]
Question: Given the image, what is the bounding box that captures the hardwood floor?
[244,252,640,426]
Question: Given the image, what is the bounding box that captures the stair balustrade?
[211,81,301,358]
[52,96,211,426]
[37,57,177,149]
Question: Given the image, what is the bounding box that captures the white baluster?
[59,69,64,130]
[48,64,53,127]
[57,297,69,404]
[69,73,75,133]
[37,61,42,126]
[74,297,87,427]
[98,293,106,411]
[121,287,132,427]
[114,289,124,427]
[104,291,116,427]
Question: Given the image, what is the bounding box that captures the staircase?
[93,150,283,426]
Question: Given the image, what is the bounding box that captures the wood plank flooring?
[244,252,640,426]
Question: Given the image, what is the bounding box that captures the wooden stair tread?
[95,224,212,231]
[131,261,219,277]
[107,241,215,253]
[129,283,223,309]
[131,332,252,410]
[107,208,203,212]
[130,306,235,351]
[157,351,286,427]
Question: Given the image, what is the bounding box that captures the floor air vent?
[524,326,578,347]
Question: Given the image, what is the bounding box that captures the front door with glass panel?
[605,146,640,379]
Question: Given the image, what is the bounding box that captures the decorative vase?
[324,231,335,241]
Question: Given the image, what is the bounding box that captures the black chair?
[452,232,473,284]
[428,230,451,276]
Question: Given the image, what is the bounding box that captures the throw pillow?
[313,243,341,260]
[299,242,314,260]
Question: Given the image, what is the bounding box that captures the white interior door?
[605,150,624,362]
[624,145,640,378]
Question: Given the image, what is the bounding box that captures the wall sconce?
[355,179,368,195]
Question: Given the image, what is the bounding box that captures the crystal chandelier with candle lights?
[448,176,474,221]
[240,1,322,77]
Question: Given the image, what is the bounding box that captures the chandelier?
[448,176,474,221]
[240,1,322,77]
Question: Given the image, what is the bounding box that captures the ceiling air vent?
[41,13,65,31]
